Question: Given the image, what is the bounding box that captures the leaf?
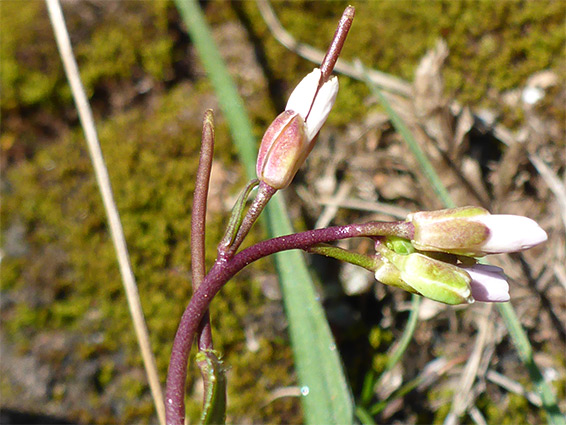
[196,350,227,425]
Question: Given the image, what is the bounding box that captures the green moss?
[238,1,565,112]
[2,82,296,423]
[0,1,62,109]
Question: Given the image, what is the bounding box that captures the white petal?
[285,68,339,142]
[304,75,338,141]
[286,68,322,121]
[463,265,510,302]
[476,215,548,253]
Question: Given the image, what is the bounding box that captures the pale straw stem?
[45,1,165,423]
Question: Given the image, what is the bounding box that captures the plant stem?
[307,244,380,271]
[192,110,215,350]
[320,5,355,84]
[165,220,413,424]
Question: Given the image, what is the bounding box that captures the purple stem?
[191,110,215,350]
[165,219,413,424]
[320,5,355,83]
[305,6,355,123]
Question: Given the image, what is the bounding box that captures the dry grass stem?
[45,1,165,423]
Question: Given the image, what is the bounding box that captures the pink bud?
[256,110,309,190]
[256,68,339,190]
[461,264,510,302]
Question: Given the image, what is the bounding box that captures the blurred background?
[1,1,564,423]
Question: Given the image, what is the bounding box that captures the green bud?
[374,262,418,295]
[375,248,473,305]
[397,253,473,305]
[384,236,416,255]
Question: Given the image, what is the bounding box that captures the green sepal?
[384,236,415,255]
[219,179,259,249]
[196,349,227,425]
[397,253,473,305]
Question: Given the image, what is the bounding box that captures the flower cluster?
[374,207,547,305]
[253,66,548,307]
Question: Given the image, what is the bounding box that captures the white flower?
[256,68,339,190]
[285,68,339,142]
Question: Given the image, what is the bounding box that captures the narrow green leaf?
[175,1,353,423]
[498,303,565,425]
[360,64,455,209]
[196,350,227,425]
[219,179,259,249]
[377,294,421,383]
[265,194,353,424]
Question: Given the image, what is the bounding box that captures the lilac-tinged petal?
[476,215,548,253]
[462,264,510,302]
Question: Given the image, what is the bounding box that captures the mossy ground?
[1,1,564,423]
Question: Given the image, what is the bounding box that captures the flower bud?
[256,110,309,190]
[395,253,474,305]
[375,250,473,305]
[462,264,509,302]
[408,207,548,257]
[286,68,339,142]
[374,262,418,295]
[256,68,339,189]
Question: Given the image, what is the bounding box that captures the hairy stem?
[165,220,413,424]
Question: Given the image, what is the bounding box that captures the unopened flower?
[408,207,548,257]
[256,68,338,189]
[285,68,339,142]
[256,110,309,189]
[462,264,510,302]
[376,250,473,305]
[374,239,513,305]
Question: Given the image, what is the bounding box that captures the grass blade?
[175,0,353,422]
